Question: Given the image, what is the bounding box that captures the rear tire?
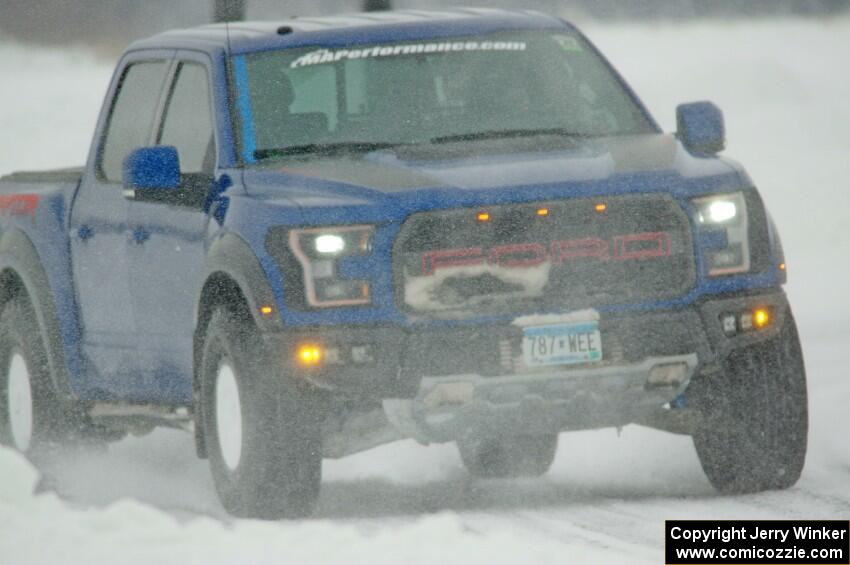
[0,295,69,456]
[690,312,808,493]
[458,433,558,478]
[199,306,322,519]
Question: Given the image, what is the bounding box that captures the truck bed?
[0,166,84,185]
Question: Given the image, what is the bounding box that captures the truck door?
[125,55,215,404]
[69,55,172,399]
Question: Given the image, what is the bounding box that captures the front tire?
[458,433,558,478]
[199,306,322,519]
[690,312,808,493]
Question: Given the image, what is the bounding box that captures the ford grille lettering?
[421,231,671,276]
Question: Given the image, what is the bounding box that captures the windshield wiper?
[430,128,595,144]
[254,141,404,160]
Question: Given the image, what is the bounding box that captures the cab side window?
[158,63,215,175]
[99,61,169,182]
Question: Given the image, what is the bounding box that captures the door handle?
[72,225,94,241]
[126,227,150,245]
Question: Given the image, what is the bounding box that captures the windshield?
[233,30,655,162]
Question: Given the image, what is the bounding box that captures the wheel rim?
[7,352,33,452]
[215,361,243,471]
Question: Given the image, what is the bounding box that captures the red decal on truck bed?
[0,194,39,219]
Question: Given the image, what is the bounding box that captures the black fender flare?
[0,228,74,400]
[195,233,282,336]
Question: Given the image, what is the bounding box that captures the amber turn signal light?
[753,308,770,330]
[296,344,322,367]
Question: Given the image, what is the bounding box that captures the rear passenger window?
[99,61,169,182]
[158,63,215,174]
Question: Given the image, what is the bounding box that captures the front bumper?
[268,288,790,442]
[383,354,698,443]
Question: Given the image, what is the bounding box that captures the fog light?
[351,345,374,364]
[296,344,322,367]
[324,347,342,364]
[721,314,737,335]
[647,362,688,387]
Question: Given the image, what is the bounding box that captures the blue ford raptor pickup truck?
[0,9,806,518]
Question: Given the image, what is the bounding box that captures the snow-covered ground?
[1,16,849,565]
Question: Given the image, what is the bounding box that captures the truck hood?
[242,134,745,211]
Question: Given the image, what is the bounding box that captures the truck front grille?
[394,194,695,319]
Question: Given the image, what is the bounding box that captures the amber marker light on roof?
[476,212,491,222]
[536,207,550,217]
[595,203,607,213]
[779,262,786,271]
[259,305,274,316]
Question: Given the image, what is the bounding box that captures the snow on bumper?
[383,353,698,444]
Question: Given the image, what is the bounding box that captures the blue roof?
[128,8,570,55]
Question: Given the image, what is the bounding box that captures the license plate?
[522,321,602,367]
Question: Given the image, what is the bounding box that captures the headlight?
[289,225,374,307]
[692,192,750,276]
[314,234,347,254]
[701,200,737,223]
